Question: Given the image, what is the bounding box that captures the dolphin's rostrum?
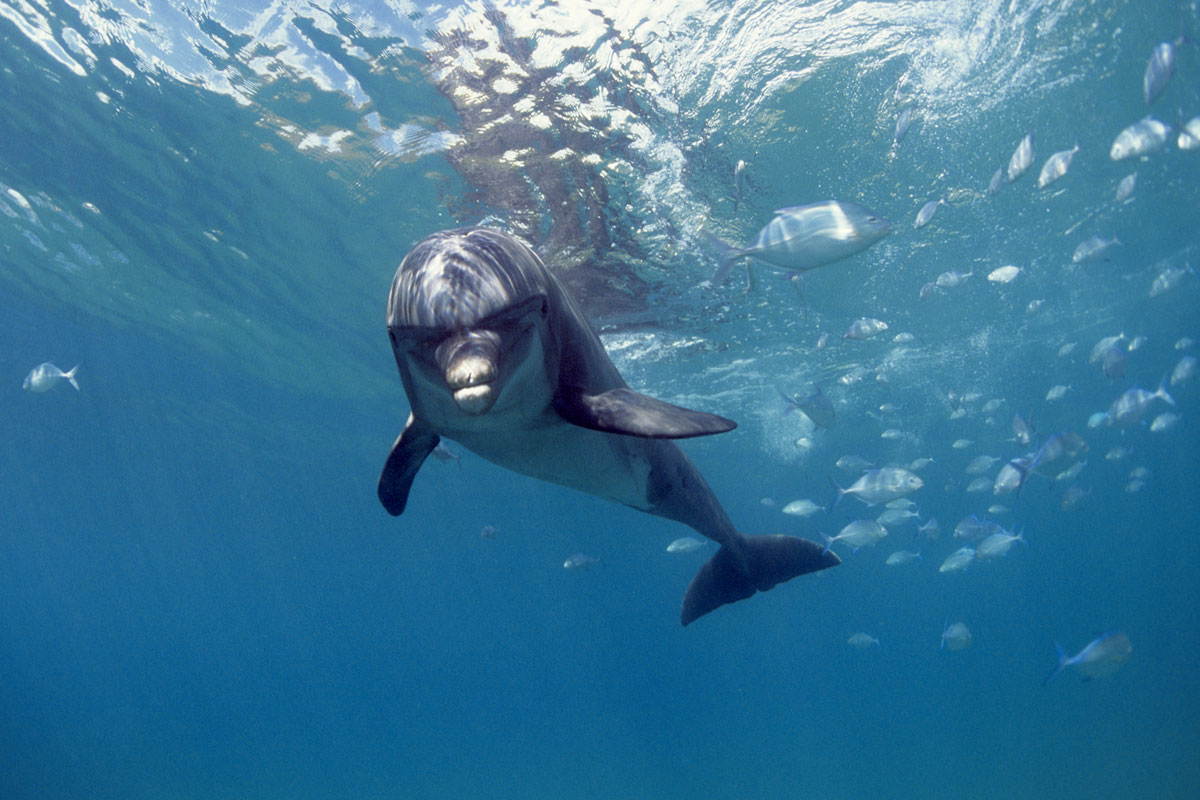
[379,227,839,625]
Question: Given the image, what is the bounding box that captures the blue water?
[2,1,1199,797]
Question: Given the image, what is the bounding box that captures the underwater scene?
[2,0,1198,797]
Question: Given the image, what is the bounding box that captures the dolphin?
[378,227,839,625]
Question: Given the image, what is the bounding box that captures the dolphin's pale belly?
[445,416,655,511]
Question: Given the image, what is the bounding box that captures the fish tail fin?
[1157,375,1177,406]
[819,532,834,556]
[827,476,846,512]
[1011,460,1032,497]
[64,364,80,391]
[1044,643,1070,685]
[680,533,840,626]
[940,619,949,649]
[776,387,796,416]
[700,231,744,284]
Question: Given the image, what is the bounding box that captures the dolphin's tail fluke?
[680,533,840,626]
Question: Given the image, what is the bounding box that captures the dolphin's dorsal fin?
[553,388,736,439]
[378,414,440,516]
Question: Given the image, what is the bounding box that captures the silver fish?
[1179,116,1200,150]
[1044,632,1131,684]
[1045,384,1072,401]
[1037,144,1079,188]
[23,362,80,392]
[976,529,1025,560]
[936,270,972,288]
[563,553,602,570]
[939,547,976,573]
[1149,412,1180,433]
[431,441,463,466]
[821,520,888,553]
[704,201,891,285]
[1149,264,1194,298]
[987,167,1004,195]
[1101,341,1126,380]
[1105,445,1133,461]
[1060,485,1091,510]
[886,549,922,566]
[1106,379,1175,427]
[848,632,881,648]
[780,385,836,429]
[836,454,875,472]
[1115,171,1137,203]
[1144,41,1175,105]
[1110,117,1170,160]
[1054,459,1087,483]
[1089,333,1126,363]
[876,507,920,528]
[842,317,889,340]
[733,159,747,211]
[666,537,708,554]
[830,467,924,508]
[954,516,986,540]
[993,460,1028,495]
[917,517,941,541]
[1171,355,1197,386]
[782,499,823,518]
[914,198,944,229]
[965,477,993,493]
[965,454,1000,475]
[1012,412,1034,446]
[941,621,972,651]
[1073,235,1121,263]
[987,265,1022,283]
[894,105,915,144]
[1007,133,1034,181]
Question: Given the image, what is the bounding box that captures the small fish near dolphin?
[1044,631,1132,685]
[377,227,839,626]
[23,362,80,392]
[778,384,836,429]
[702,200,890,288]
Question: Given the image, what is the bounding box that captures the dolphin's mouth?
[438,331,502,415]
[451,382,495,415]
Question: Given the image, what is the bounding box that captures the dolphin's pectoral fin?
[680,534,840,626]
[378,415,440,516]
[554,388,737,439]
